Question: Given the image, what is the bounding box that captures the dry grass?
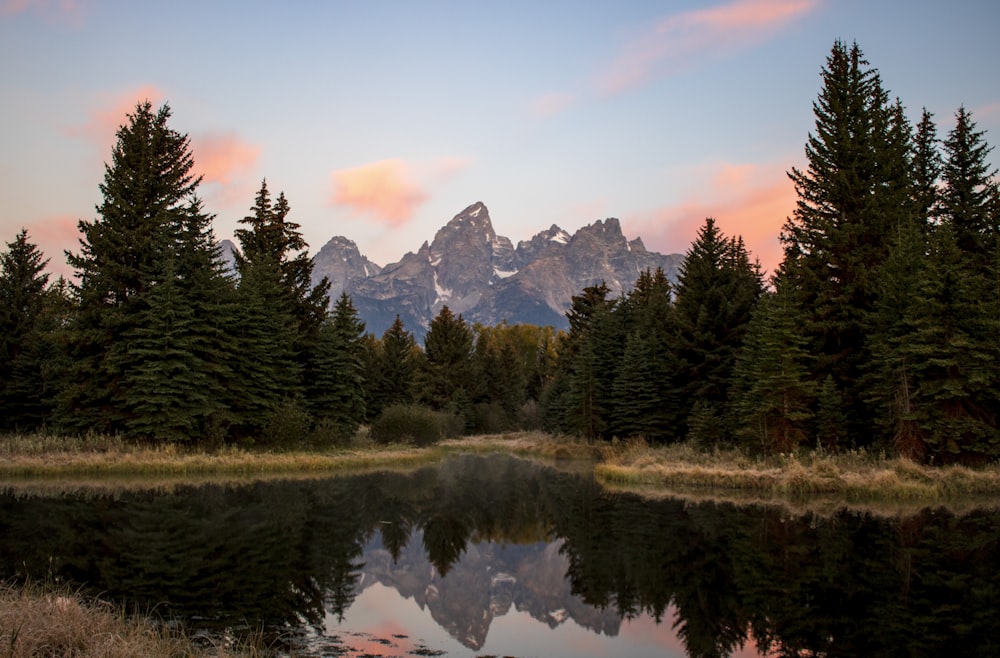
[595,438,1000,503]
[0,581,258,658]
[0,431,443,482]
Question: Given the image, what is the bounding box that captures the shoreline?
[2,431,999,508]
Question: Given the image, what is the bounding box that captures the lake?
[1,453,997,657]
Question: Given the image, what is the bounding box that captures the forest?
[0,40,997,464]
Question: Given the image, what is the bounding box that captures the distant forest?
[1,40,997,463]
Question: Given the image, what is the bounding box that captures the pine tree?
[610,329,660,439]
[306,292,367,439]
[912,108,942,225]
[56,101,232,439]
[369,315,418,418]
[415,306,475,425]
[900,225,999,461]
[116,258,226,442]
[779,40,913,446]
[865,221,927,457]
[673,219,762,442]
[555,283,618,439]
[227,254,301,436]
[235,180,331,349]
[730,282,815,454]
[609,268,678,441]
[0,230,53,430]
[940,106,998,265]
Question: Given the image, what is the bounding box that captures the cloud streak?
[623,159,797,275]
[67,84,166,155]
[328,157,470,226]
[0,0,86,24]
[598,0,818,96]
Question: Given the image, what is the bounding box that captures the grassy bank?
[2,431,1000,504]
[595,439,1000,502]
[0,582,258,658]
[0,431,443,481]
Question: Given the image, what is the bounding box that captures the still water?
[1,454,998,657]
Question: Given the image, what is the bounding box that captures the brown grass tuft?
[0,581,252,657]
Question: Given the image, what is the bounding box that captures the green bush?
[258,400,311,449]
[370,404,445,446]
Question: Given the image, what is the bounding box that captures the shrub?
[370,404,444,446]
[258,399,311,449]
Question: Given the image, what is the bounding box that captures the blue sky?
[2,0,998,279]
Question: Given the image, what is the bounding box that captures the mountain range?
[227,201,683,339]
[313,202,683,338]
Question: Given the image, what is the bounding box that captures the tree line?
[1,40,997,462]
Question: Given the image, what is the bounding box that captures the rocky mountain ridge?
[308,202,682,337]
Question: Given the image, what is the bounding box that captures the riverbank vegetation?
[2,39,998,468]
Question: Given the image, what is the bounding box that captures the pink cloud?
[622,159,797,275]
[190,133,261,209]
[597,0,818,96]
[191,134,260,185]
[329,159,430,226]
[67,85,166,156]
[329,156,471,226]
[1,0,86,25]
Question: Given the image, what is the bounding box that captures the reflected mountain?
[358,531,620,650]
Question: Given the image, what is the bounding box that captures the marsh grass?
[0,431,442,481]
[0,581,258,658]
[595,438,1000,502]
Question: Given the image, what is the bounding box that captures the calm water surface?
[1,454,997,657]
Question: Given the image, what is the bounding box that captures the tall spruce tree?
[730,280,815,453]
[940,106,998,265]
[780,40,913,446]
[609,268,678,441]
[912,108,942,225]
[415,305,475,425]
[57,101,232,439]
[368,315,418,418]
[0,230,54,430]
[306,292,367,440]
[673,218,762,442]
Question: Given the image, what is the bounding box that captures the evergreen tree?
[116,257,226,441]
[673,219,762,442]
[730,282,815,454]
[940,106,999,265]
[610,329,661,439]
[235,180,330,347]
[415,305,475,425]
[306,292,367,439]
[369,315,418,418]
[56,101,232,438]
[609,268,678,441]
[779,40,913,446]
[912,108,942,225]
[472,323,528,431]
[865,220,929,457]
[228,254,301,436]
[553,283,618,439]
[0,230,54,430]
[900,225,999,461]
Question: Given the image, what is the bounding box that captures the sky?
[3,0,999,280]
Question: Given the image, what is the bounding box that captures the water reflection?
[0,454,998,657]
